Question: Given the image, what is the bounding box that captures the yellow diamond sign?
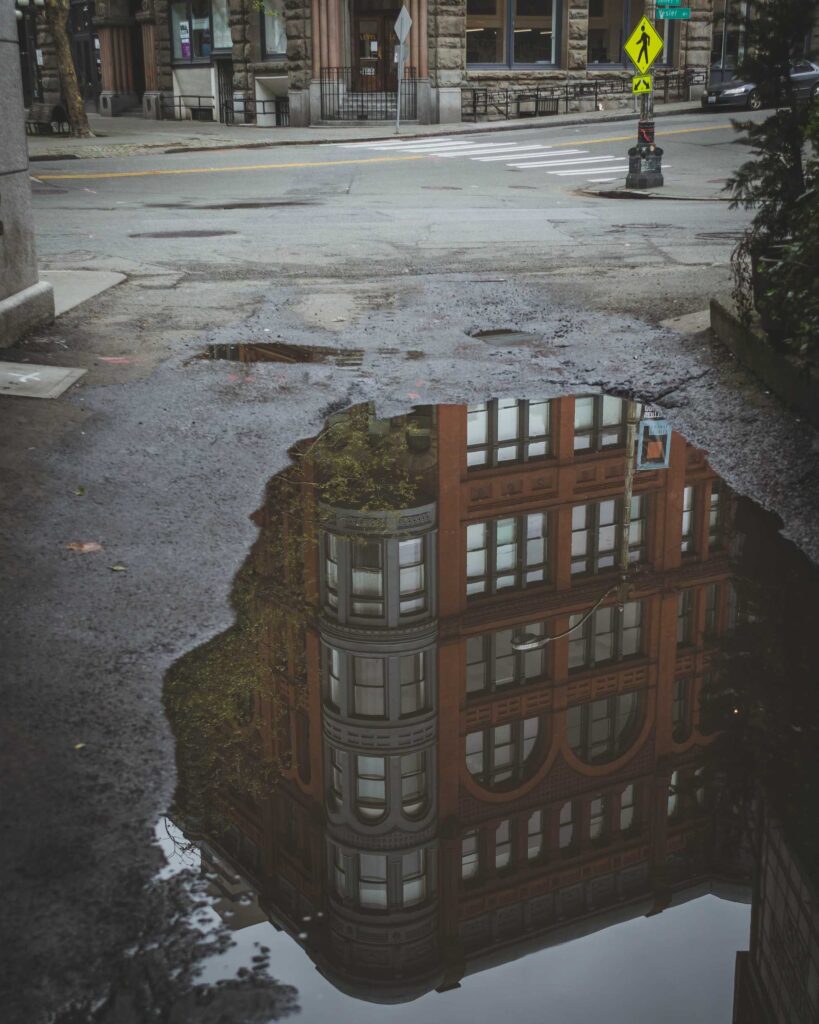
[624,17,664,74]
[632,74,652,95]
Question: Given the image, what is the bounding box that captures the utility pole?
[616,401,641,606]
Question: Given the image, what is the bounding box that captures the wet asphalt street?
[3,108,819,1023]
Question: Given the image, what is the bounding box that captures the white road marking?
[548,165,629,175]
[473,147,583,161]
[509,154,617,168]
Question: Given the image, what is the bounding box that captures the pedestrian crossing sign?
[632,75,652,94]
[624,17,664,74]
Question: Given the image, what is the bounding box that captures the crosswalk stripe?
[435,144,556,157]
[473,147,583,162]
[548,165,628,175]
[508,154,617,168]
[368,142,517,154]
[363,142,477,152]
[338,138,460,148]
[551,163,672,177]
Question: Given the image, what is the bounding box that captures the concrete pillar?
[0,1,54,346]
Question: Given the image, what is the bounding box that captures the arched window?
[567,692,642,764]
[465,716,543,789]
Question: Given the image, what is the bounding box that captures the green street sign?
[657,6,691,17]
[656,0,682,6]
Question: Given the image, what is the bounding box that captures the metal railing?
[159,93,290,127]
[160,93,217,122]
[320,67,417,121]
[462,69,707,121]
[222,96,290,127]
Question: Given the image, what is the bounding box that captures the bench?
[25,102,70,135]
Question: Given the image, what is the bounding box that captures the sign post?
[394,6,412,134]
[623,15,664,188]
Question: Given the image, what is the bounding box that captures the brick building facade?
[165,395,752,1002]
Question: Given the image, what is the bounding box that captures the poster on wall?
[179,21,191,59]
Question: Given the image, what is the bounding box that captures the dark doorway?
[216,57,234,123]
[69,0,101,111]
[353,5,400,92]
[17,10,42,108]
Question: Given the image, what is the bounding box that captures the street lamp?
[511,399,642,654]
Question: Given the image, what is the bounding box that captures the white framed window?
[466,512,548,596]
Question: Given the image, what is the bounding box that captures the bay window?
[467,0,558,67]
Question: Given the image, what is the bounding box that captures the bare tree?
[43,0,92,137]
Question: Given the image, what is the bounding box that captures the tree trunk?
[43,0,92,138]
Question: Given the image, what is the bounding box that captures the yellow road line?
[33,123,728,182]
[34,153,427,182]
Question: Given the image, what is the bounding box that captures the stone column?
[95,0,140,116]
[137,1,164,118]
[427,0,465,123]
[287,0,315,126]
[0,1,55,346]
[566,0,588,74]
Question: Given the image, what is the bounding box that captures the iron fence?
[461,69,707,122]
[320,67,417,121]
[159,93,290,127]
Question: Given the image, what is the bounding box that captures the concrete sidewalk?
[27,101,701,161]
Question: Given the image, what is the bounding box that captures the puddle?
[195,341,365,367]
[160,396,819,1021]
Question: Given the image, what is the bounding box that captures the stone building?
[21,0,723,126]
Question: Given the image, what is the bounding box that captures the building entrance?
[353,4,400,92]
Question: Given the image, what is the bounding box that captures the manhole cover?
[469,328,540,346]
[195,342,364,367]
[128,230,238,239]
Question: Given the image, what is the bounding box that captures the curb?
[28,103,701,162]
[580,186,730,201]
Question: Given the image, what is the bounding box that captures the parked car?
[701,59,819,110]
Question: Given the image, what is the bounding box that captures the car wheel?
[747,89,762,110]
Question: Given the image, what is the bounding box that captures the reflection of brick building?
[167,396,749,1003]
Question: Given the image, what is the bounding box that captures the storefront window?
[171,0,232,62]
[262,0,287,57]
[467,0,558,66]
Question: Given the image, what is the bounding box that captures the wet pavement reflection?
[163,397,819,1022]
